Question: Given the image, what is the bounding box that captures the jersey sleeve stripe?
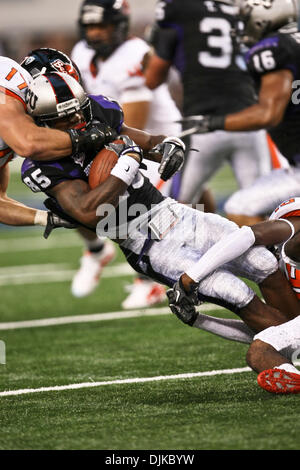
[0,86,26,110]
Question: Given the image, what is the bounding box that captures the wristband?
[209,115,226,131]
[110,154,140,186]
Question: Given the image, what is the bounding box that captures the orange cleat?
[257,368,300,394]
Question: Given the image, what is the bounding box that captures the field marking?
[0,366,252,397]
[0,303,222,331]
[0,233,82,253]
[0,262,134,286]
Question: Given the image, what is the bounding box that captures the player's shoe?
[121,278,166,309]
[257,368,300,394]
[166,278,199,326]
[71,241,116,298]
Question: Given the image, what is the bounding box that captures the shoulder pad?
[269,198,300,220]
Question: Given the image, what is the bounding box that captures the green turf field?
[0,166,298,451]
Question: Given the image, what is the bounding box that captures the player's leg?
[178,131,229,204]
[121,159,167,309]
[71,227,116,298]
[224,168,300,226]
[230,130,274,190]
[246,317,300,394]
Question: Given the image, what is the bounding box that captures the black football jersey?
[245,31,300,167]
[153,0,256,116]
[21,94,164,233]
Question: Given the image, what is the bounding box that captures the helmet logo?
[25,89,38,111]
[51,60,80,82]
[24,56,35,66]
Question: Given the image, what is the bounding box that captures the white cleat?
[122,278,166,310]
[71,241,116,298]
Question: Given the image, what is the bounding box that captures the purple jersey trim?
[246,36,279,63]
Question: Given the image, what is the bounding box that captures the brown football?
[88,139,123,189]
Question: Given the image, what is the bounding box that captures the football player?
[167,197,300,393]
[185,0,300,226]
[0,53,115,235]
[145,0,281,210]
[21,72,299,347]
[69,0,182,305]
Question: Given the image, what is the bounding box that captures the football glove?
[151,136,185,182]
[107,135,143,164]
[43,212,77,239]
[179,115,225,134]
[166,278,199,326]
[67,123,117,155]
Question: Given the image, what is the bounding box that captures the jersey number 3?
[198,18,233,69]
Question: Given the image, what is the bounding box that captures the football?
[88,139,123,189]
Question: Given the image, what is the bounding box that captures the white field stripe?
[0,234,82,253]
[0,367,252,397]
[0,304,222,331]
[0,262,134,286]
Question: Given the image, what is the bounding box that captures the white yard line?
[0,367,252,397]
[0,262,134,286]
[0,234,82,253]
[0,303,222,331]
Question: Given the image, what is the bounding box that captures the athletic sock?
[193,313,255,344]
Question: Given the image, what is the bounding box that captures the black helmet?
[20,48,82,84]
[79,0,130,58]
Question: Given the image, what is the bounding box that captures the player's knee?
[224,194,241,215]
[246,339,267,370]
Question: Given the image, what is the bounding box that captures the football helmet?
[239,0,299,44]
[25,72,92,127]
[79,0,130,58]
[20,48,82,83]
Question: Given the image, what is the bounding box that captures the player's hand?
[67,123,118,155]
[179,115,225,134]
[151,136,185,181]
[107,135,143,164]
[43,212,77,239]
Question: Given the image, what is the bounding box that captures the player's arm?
[47,177,128,228]
[47,141,143,228]
[0,164,38,225]
[224,70,293,131]
[145,54,171,90]
[120,123,165,160]
[0,93,73,160]
[0,93,112,161]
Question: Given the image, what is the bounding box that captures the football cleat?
[257,368,300,394]
[166,278,199,326]
[71,240,116,297]
[121,278,166,309]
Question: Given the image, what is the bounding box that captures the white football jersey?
[0,57,32,168]
[71,37,181,133]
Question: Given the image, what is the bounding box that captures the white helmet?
[269,198,300,221]
[239,0,299,44]
[25,72,92,126]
